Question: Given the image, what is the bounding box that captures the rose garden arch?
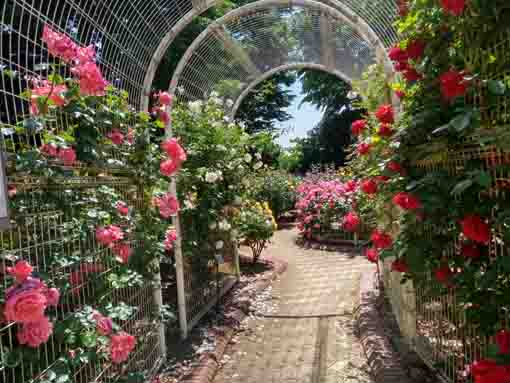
[0,1,399,381]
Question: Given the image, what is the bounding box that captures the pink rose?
[41,25,77,62]
[161,138,187,163]
[116,201,129,216]
[31,83,67,115]
[40,143,58,157]
[7,260,33,283]
[58,148,76,166]
[113,243,132,264]
[45,288,60,307]
[71,61,108,96]
[17,317,53,347]
[157,193,180,218]
[4,289,47,323]
[157,91,172,106]
[107,129,125,145]
[110,332,136,364]
[164,228,177,250]
[160,159,181,177]
[127,128,135,145]
[93,312,113,336]
[75,45,96,65]
[95,225,124,247]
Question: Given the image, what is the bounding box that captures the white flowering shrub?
[172,98,262,267]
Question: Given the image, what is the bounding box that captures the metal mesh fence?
[169,0,393,111]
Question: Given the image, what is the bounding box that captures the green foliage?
[248,170,298,220]
[235,201,276,263]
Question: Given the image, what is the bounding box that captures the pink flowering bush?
[295,176,359,240]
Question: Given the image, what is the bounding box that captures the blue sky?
[276,81,323,148]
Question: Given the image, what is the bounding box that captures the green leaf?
[450,111,473,132]
[451,179,473,196]
[79,332,97,348]
[475,171,492,188]
[488,80,506,96]
[56,374,70,383]
[3,349,22,368]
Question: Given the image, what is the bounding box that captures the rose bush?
[343,1,510,380]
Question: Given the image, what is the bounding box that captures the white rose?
[205,172,219,183]
[209,222,217,230]
[254,161,263,170]
[234,196,242,205]
[255,152,262,160]
[212,121,222,128]
[226,99,234,108]
[215,241,224,250]
[218,220,231,231]
[210,91,219,98]
[189,100,202,114]
[177,86,185,94]
[216,145,227,151]
[244,154,252,163]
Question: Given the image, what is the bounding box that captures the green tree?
[235,72,296,134]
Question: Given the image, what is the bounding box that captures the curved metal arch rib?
[167,0,393,109]
[145,0,396,111]
[230,63,351,118]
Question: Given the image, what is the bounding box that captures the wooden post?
[165,104,189,340]
[0,151,10,230]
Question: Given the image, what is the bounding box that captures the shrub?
[235,201,276,263]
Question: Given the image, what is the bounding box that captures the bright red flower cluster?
[460,214,490,244]
[391,258,408,273]
[392,192,421,210]
[357,143,372,156]
[160,138,187,177]
[441,0,466,16]
[375,105,394,124]
[365,248,379,263]
[371,230,393,249]
[342,212,360,232]
[361,179,378,195]
[351,120,367,136]
[471,359,510,383]
[440,70,469,100]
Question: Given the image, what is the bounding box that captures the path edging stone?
[357,271,412,383]
[181,254,288,383]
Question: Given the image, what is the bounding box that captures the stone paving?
[214,228,377,383]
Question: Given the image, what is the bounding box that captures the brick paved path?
[214,228,376,383]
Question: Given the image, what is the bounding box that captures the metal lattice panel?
[169,0,394,112]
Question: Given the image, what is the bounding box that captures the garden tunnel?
[0,0,399,382]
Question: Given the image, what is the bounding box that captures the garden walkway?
[214,228,376,383]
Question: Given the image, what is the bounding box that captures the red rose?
[342,212,360,232]
[440,70,468,100]
[17,316,53,347]
[351,120,367,136]
[394,61,410,72]
[365,248,379,263]
[388,46,408,62]
[375,105,394,124]
[361,179,378,195]
[391,258,408,272]
[387,161,404,174]
[406,40,426,61]
[460,214,490,244]
[471,359,510,383]
[441,0,466,16]
[461,242,481,259]
[376,175,390,183]
[398,0,409,17]
[403,68,422,82]
[434,264,453,286]
[496,329,510,355]
[392,192,421,210]
[357,143,372,156]
[371,230,393,249]
[395,90,405,99]
[378,123,393,137]
[110,332,136,364]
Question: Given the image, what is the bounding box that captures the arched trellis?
[143,0,399,110]
[166,0,395,113]
[229,62,352,119]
